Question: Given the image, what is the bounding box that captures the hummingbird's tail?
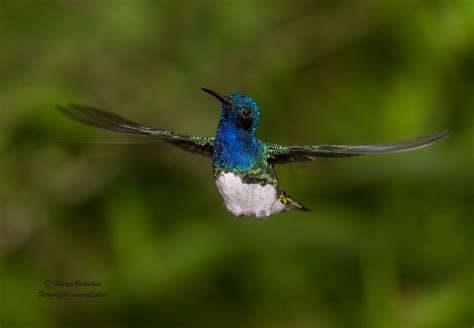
[278,191,311,212]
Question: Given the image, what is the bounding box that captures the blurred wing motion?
[267,130,450,164]
[58,103,215,157]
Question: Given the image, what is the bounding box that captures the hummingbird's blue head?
[201,87,260,134]
[201,87,262,170]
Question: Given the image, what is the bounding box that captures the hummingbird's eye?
[240,108,252,119]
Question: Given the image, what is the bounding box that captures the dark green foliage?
[0,1,472,327]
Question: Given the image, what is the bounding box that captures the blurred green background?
[0,1,473,327]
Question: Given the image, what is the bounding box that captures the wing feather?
[58,103,214,157]
[267,130,450,164]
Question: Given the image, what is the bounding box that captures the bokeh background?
[1,1,473,327]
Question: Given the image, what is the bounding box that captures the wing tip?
[56,102,86,115]
[439,129,452,139]
[56,103,78,118]
[414,128,452,149]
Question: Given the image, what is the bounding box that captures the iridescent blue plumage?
[213,93,262,171]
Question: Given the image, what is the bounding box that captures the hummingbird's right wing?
[266,130,450,164]
[58,103,215,157]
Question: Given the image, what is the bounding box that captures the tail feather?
[278,191,311,212]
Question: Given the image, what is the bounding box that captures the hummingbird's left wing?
[266,130,450,164]
[58,104,214,157]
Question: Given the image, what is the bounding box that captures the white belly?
[215,172,286,219]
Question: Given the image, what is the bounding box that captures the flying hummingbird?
[58,87,450,219]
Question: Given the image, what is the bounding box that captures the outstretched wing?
[58,103,214,157]
[267,130,450,164]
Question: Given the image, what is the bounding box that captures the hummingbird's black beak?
[201,87,232,107]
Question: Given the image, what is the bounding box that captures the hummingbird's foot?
[256,209,270,219]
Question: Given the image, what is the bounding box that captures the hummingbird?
[58,87,450,219]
